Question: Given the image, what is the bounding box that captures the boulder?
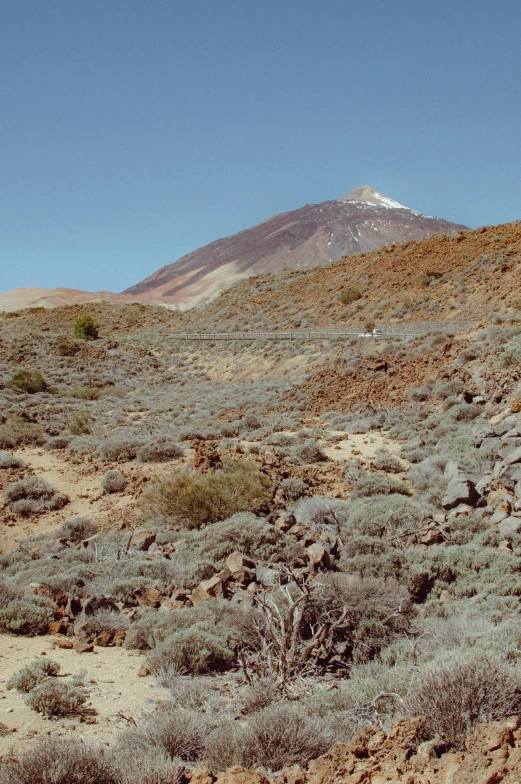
[82,595,120,616]
[442,478,480,510]
[504,445,521,466]
[306,542,331,569]
[499,517,521,537]
[73,639,94,653]
[130,528,156,551]
[226,552,255,574]
[134,586,162,608]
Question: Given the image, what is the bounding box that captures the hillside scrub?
[138,461,272,528]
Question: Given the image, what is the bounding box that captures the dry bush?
[101,469,128,494]
[121,706,209,761]
[372,450,403,473]
[349,470,411,499]
[55,335,80,356]
[115,748,183,784]
[4,477,69,517]
[0,451,23,469]
[67,410,91,435]
[138,439,184,463]
[244,703,334,771]
[0,416,45,446]
[147,627,234,675]
[96,434,144,461]
[241,679,280,714]
[139,461,272,529]
[0,738,117,784]
[7,370,48,394]
[405,655,521,748]
[59,516,98,542]
[67,387,102,400]
[7,658,60,693]
[79,609,130,638]
[295,441,327,463]
[0,599,53,636]
[25,680,87,717]
[281,477,307,501]
[339,288,362,305]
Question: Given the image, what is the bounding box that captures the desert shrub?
[0,416,45,446]
[45,435,72,450]
[339,288,362,305]
[4,476,69,517]
[96,434,144,461]
[405,655,521,748]
[79,609,130,638]
[294,496,350,529]
[138,439,184,463]
[7,370,48,394]
[295,440,327,463]
[433,379,465,399]
[372,450,403,473]
[340,495,432,538]
[443,403,481,423]
[115,748,183,784]
[67,410,91,435]
[311,573,415,663]
[0,738,117,784]
[68,435,97,455]
[7,658,60,693]
[0,451,23,469]
[281,477,307,501]
[101,469,128,494]
[408,457,448,506]
[147,627,234,674]
[500,346,521,368]
[59,516,97,542]
[179,512,302,569]
[243,703,334,771]
[55,335,80,356]
[349,470,411,499]
[241,679,280,714]
[0,598,54,635]
[72,314,99,341]
[139,461,272,529]
[121,705,209,761]
[26,679,87,717]
[67,387,102,400]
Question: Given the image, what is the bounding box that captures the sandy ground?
[322,431,406,463]
[1,447,133,545]
[0,634,161,754]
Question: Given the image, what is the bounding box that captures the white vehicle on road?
[358,328,384,339]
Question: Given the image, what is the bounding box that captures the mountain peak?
[339,185,410,211]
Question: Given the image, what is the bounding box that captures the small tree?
[72,314,99,341]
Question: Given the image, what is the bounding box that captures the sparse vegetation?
[7,369,48,394]
[72,314,100,340]
[138,461,272,529]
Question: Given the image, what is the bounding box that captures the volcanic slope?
[123,186,466,307]
[175,219,521,332]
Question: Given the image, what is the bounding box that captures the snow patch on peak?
[339,185,415,212]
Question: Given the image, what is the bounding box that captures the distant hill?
[123,186,467,307]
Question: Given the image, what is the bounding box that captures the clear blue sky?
[1,0,520,293]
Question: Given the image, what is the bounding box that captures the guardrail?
[168,321,477,341]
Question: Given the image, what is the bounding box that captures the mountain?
[124,186,467,308]
[0,287,133,314]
